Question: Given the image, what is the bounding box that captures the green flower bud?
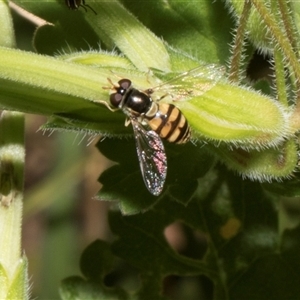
[177,81,292,149]
[211,140,298,181]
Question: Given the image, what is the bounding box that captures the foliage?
[1,0,300,299]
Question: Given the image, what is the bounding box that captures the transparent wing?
[150,64,225,102]
[131,118,167,196]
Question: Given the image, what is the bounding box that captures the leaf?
[60,240,128,300]
[262,174,300,197]
[97,137,215,214]
[226,225,300,300]
[80,240,115,281]
[0,0,15,48]
[101,170,300,299]
[121,0,234,64]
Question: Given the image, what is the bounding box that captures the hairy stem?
[251,0,300,79]
[228,0,252,82]
[270,1,288,106]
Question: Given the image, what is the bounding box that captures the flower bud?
[176,81,292,149]
[211,140,298,181]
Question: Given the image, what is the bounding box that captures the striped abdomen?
[147,103,191,144]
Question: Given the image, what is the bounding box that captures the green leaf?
[121,0,233,64]
[227,225,300,300]
[97,137,215,215]
[0,0,15,48]
[104,172,300,299]
[34,20,100,55]
[18,0,171,71]
[262,174,300,198]
[97,137,163,215]
[109,208,213,300]
[60,240,128,300]
[60,276,128,300]
[80,240,115,281]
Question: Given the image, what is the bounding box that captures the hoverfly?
[104,65,224,196]
[65,0,97,14]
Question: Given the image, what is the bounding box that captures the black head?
[110,79,132,108]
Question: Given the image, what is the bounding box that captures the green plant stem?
[0,2,29,299]
[251,0,300,130]
[0,0,15,47]
[0,111,28,300]
[277,0,299,54]
[85,0,171,72]
[270,1,288,106]
[228,0,252,82]
[273,47,288,106]
[277,0,300,97]
[251,0,300,79]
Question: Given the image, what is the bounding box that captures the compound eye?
[110,92,123,107]
[118,79,132,90]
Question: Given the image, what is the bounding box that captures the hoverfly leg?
[84,4,97,14]
[156,93,169,102]
[102,78,116,90]
[103,77,126,91]
[94,100,118,112]
[80,4,88,12]
[144,84,170,102]
[108,70,124,81]
[124,118,131,127]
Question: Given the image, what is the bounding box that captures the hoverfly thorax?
[124,90,153,115]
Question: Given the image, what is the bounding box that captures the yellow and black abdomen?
[148,103,191,144]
